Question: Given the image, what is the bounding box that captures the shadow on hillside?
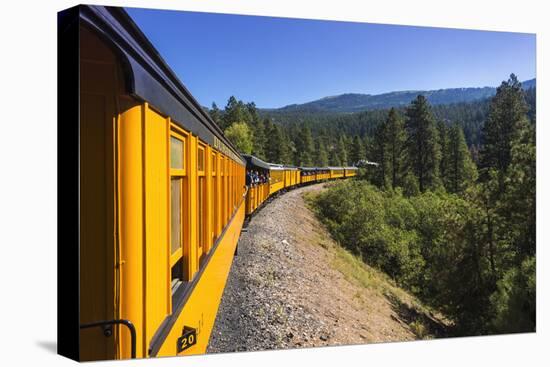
[385,293,450,339]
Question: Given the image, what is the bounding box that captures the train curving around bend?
[65,5,357,361]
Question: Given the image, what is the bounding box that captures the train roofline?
[242,154,272,170]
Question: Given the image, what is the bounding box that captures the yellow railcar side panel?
[269,181,284,195]
[79,70,117,362]
[118,105,145,359]
[188,135,198,280]
[221,158,226,226]
[331,170,344,179]
[143,106,170,349]
[215,154,222,238]
[157,201,245,357]
[205,145,214,254]
[269,170,285,195]
[80,25,128,362]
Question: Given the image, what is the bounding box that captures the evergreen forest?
[209,74,536,335]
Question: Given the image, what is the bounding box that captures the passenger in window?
[246,170,252,187]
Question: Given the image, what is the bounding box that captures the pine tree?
[251,118,267,160]
[280,128,293,165]
[404,95,441,192]
[349,135,365,166]
[294,126,315,166]
[372,122,389,188]
[245,102,259,122]
[222,96,239,130]
[488,124,536,333]
[524,86,536,124]
[498,121,535,259]
[209,102,222,128]
[363,135,373,161]
[447,123,477,194]
[344,135,354,165]
[329,146,341,166]
[315,136,329,166]
[480,74,529,181]
[486,115,535,334]
[265,123,288,164]
[438,120,450,190]
[385,108,406,189]
[337,135,348,166]
[263,119,274,160]
[222,96,250,130]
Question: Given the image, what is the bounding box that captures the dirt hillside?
[208,182,448,353]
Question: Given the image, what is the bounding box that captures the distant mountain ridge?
[270,78,536,113]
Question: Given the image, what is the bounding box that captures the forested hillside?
[206,77,535,167]
[207,73,535,335]
[311,74,536,335]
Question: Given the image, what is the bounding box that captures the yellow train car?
[269,164,286,195]
[328,167,345,179]
[300,167,318,184]
[344,166,359,178]
[71,6,247,361]
[284,166,300,188]
[243,155,271,215]
[318,168,331,181]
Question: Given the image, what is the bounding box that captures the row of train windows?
[169,129,243,300]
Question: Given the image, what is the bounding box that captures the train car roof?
[344,166,359,170]
[242,154,272,170]
[268,164,285,171]
[242,154,300,171]
[74,5,245,164]
[327,166,346,170]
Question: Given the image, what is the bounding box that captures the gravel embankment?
[207,183,427,353]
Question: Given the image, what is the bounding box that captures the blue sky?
[126,7,536,109]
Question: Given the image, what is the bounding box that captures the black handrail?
[80,319,136,359]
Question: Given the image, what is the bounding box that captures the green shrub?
[313,180,495,333]
[490,256,536,333]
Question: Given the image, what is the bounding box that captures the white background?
[0,0,547,365]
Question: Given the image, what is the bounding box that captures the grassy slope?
[304,190,451,339]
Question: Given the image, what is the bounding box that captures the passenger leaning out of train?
[246,170,253,187]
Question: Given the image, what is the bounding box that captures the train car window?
[227,161,231,215]
[197,145,206,264]
[169,131,187,295]
[232,163,236,209]
[220,156,225,227]
[225,158,229,223]
[170,178,182,255]
[197,146,205,172]
[170,136,184,169]
[212,152,218,244]
[198,180,205,250]
[234,164,237,207]
[231,162,235,211]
